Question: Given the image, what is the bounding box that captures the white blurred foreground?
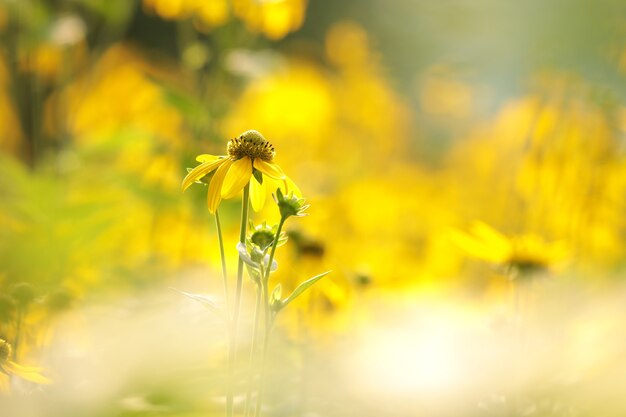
[2,275,626,417]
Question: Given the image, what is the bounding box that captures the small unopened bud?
[273,188,309,219]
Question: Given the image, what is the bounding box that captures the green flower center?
[0,339,12,364]
[251,230,275,250]
[227,130,275,162]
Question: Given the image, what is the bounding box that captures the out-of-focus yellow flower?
[18,40,87,81]
[45,45,186,190]
[233,0,307,40]
[446,74,626,265]
[143,0,230,29]
[49,45,183,144]
[143,0,306,38]
[450,222,568,276]
[0,339,51,392]
[182,130,299,213]
[325,21,371,69]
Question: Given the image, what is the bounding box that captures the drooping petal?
[253,159,286,180]
[222,157,252,199]
[182,158,226,192]
[282,175,302,197]
[207,159,233,213]
[448,228,508,264]
[265,175,302,199]
[196,154,221,163]
[250,174,267,212]
[4,361,52,384]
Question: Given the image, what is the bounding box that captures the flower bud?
[274,188,309,219]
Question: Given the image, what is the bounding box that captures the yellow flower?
[182,130,299,213]
[450,222,568,276]
[0,339,51,392]
[233,0,307,40]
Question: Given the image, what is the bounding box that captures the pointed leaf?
[279,271,331,311]
[170,288,225,320]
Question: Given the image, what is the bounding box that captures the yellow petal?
[250,174,267,212]
[196,154,221,163]
[182,158,226,192]
[207,159,233,213]
[448,229,507,264]
[282,176,302,197]
[4,361,52,384]
[267,175,302,198]
[472,222,510,250]
[221,157,252,199]
[253,159,286,180]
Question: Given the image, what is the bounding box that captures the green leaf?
[278,271,331,311]
[170,288,225,321]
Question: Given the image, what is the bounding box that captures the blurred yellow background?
[1,0,626,416]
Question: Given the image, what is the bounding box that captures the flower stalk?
[227,183,250,417]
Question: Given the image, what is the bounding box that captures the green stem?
[254,218,286,417]
[243,282,263,417]
[263,217,285,284]
[215,210,230,314]
[227,183,250,417]
[254,279,271,417]
[13,309,23,362]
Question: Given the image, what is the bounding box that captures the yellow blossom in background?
[47,45,183,144]
[18,41,88,81]
[233,0,307,40]
[0,339,51,392]
[45,44,186,190]
[325,21,370,69]
[450,222,569,276]
[445,74,626,266]
[143,0,230,29]
[143,0,306,39]
[17,14,88,81]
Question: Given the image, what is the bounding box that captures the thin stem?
[254,218,286,417]
[215,210,230,314]
[13,309,24,362]
[264,218,285,285]
[243,282,263,417]
[227,183,251,417]
[254,279,271,417]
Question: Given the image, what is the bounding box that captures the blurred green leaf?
[170,288,225,321]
